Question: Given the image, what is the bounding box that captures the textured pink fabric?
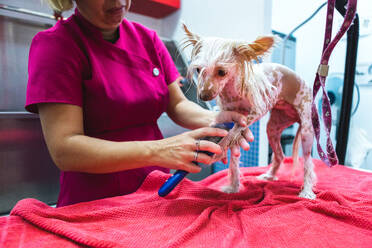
[2,159,372,248]
[25,9,180,207]
[0,216,80,248]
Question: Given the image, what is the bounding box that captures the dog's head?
[182,24,275,102]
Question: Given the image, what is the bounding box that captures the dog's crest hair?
[239,62,277,114]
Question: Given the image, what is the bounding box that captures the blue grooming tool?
[158,122,234,197]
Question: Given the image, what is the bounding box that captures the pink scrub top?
[25,9,180,207]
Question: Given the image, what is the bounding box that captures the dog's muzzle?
[199,91,216,101]
[198,81,217,101]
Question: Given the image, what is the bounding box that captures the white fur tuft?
[239,62,277,114]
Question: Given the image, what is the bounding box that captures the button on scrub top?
[25,9,180,207]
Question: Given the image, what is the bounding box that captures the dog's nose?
[199,91,214,101]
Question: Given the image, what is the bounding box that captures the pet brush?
[158,122,234,197]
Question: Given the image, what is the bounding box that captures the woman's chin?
[104,13,124,27]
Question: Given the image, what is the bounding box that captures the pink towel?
[1,158,372,248]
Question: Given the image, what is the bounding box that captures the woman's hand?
[212,111,254,164]
[149,127,229,173]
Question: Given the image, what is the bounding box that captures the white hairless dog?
[183,24,316,199]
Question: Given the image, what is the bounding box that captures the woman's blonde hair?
[45,0,74,12]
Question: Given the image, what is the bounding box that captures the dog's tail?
[291,126,302,178]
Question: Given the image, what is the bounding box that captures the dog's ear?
[182,23,200,47]
[249,36,275,56]
[234,36,275,61]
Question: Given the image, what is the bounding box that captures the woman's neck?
[76,7,120,43]
[101,28,119,43]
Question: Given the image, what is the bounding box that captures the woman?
[26,0,253,206]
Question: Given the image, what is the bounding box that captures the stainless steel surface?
[0,4,57,20]
[0,113,59,215]
[0,1,61,214]
[0,111,37,119]
[0,14,51,111]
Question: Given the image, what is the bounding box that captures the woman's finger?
[239,137,250,151]
[189,127,228,139]
[196,139,223,155]
[243,128,254,142]
[215,111,247,127]
[183,162,202,173]
[193,151,214,165]
[231,145,241,157]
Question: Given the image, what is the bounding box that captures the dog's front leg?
[213,110,264,162]
[212,124,246,162]
[216,111,265,193]
[221,151,241,193]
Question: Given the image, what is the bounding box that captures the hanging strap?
[312,0,357,166]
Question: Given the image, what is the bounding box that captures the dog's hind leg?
[220,147,241,193]
[295,102,317,199]
[257,109,294,181]
[298,133,316,199]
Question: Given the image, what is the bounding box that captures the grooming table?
[1,158,372,248]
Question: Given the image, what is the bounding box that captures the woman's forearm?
[167,99,216,130]
[38,103,167,174]
[166,82,216,130]
[53,134,159,173]
[53,127,230,174]
[38,103,225,175]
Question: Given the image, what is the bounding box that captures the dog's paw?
[298,189,316,199]
[220,185,239,194]
[256,173,277,181]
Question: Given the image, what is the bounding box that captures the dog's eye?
[196,68,201,74]
[217,69,227,77]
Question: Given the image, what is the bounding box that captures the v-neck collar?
[71,8,155,68]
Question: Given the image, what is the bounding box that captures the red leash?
[312,0,358,166]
